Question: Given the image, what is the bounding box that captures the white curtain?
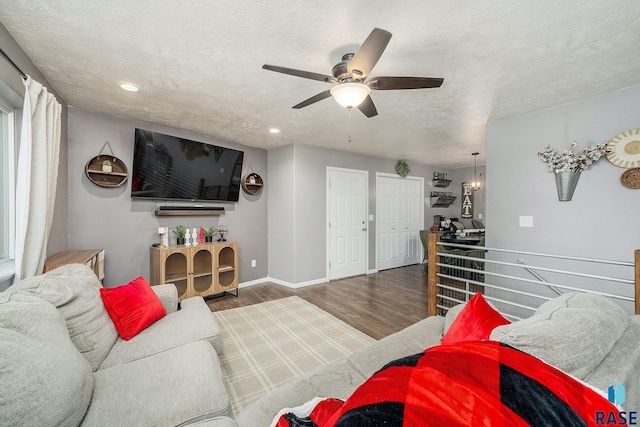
[13,76,62,282]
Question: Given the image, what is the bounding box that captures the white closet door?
[377,174,422,270]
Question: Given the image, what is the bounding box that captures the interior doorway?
[376,173,423,271]
[327,167,368,280]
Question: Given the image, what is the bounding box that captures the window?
[0,95,16,269]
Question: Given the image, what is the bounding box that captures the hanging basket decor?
[554,171,581,201]
[395,160,410,178]
[538,139,606,202]
[85,141,128,188]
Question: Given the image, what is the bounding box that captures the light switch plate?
[519,216,534,227]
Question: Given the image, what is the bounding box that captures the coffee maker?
[433,215,445,231]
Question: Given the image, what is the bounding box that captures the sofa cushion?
[582,316,640,411]
[152,283,179,314]
[186,417,239,427]
[235,361,364,427]
[441,292,510,345]
[0,292,93,426]
[100,276,166,340]
[443,303,465,335]
[81,340,231,426]
[347,315,444,379]
[10,263,118,371]
[99,296,222,369]
[490,292,630,379]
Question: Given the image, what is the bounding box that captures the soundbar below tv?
[131,128,244,202]
[157,206,224,211]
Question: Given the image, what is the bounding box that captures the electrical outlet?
[519,216,534,227]
[251,260,256,267]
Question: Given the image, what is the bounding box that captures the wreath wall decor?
[395,160,410,178]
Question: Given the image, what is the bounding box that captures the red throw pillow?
[441,292,510,345]
[100,276,166,340]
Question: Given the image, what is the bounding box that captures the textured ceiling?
[1,0,639,168]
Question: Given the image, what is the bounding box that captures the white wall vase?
[554,170,581,201]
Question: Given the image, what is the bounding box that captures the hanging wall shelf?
[241,172,264,195]
[85,141,128,188]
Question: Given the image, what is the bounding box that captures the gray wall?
[0,23,69,289]
[67,108,268,287]
[486,84,640,271]
[268,143,456,285]
[267,145,295,283]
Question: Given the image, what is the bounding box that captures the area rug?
[212,296,376,414]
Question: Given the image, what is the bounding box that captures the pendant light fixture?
[470,152,481,191]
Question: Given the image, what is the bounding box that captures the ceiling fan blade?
[292,90,332,109]
[348,28,392,80]
[262,64,333,83]
[367,76,444,90]
[357,95,378,118]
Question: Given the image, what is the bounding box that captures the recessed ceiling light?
[120,83,139,92]
[269,128,280,134]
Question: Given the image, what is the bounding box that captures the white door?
[377,174,423,270]
[328,168,368,280]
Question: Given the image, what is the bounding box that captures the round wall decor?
[620,167,640,189]
[85,141,128,187]
[241,173,263,195]
[606,128,640,169]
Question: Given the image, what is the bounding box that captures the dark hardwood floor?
[206,265,429,340]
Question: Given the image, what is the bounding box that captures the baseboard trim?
[367,269,378,275]
[238,277,269,288]
[266,276,329,289]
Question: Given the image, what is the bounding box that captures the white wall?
[486,84,640,268]
[67,108,268,287]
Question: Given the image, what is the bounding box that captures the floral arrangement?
[538,139,608,173]
[395,159,410,178]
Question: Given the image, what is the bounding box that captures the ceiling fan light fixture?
[330,82,371,109]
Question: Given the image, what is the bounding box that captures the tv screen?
[131,128,244,202]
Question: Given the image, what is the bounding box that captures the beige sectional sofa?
[0,264,233,426]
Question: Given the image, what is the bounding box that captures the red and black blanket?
[273,341,617,426]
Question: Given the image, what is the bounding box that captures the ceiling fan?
[262,28,443,118]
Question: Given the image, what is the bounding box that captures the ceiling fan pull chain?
[347,108,352,143]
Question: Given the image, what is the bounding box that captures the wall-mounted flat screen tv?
[131,128,244,202]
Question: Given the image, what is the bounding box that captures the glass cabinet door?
[192,248,214,295]
[164,252,189,299]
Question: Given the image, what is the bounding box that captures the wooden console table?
[150,242,238,302]
[44,249,105,282]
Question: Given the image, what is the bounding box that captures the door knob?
[362,227,367,231]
